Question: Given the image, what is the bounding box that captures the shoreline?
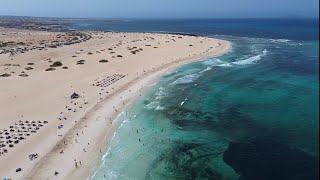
[76,42,232,180]
[0,27,231,179]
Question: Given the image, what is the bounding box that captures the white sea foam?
[97,120,124,175]
[270,39,291,43]
[199,67,212,73]
[217,62,233,67]
[122,118,130,124]
[156,105,165,110]
[79,23,91,27]
[146,87,166,110]
[215,49,268,67]
[180,97,188,107]
[155,87,167,100]
[201,58,233,67]
[146,101,160,109]
[146,101,165,110]
[203,58,254,68]
[202,58,225,66]
[148,82,157,87]
[172,73,201,84]
[232,49,268,65]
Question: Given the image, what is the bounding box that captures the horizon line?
[0,14,319,20]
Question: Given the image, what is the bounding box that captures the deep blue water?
[56,18,319,41]
[51,18,319,179]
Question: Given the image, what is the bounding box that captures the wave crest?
[172,73,201,84]
[232,49,267,65]
[202,58,225,66]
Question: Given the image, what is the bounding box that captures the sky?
[0,0,318,18]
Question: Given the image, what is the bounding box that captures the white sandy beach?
[0,28,230,179]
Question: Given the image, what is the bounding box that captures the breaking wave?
[232,49,268,65]
[202,58,225,66]
[172,74,201,85]
[217,49,268,67]
[270,39,291,43]
[199,67,212,73]
[155,87,167,100]
[180,97,188,107]
[217,63,233,67]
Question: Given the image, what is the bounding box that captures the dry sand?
[0,28,231,179]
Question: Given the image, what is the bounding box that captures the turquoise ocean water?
[45,18,318,180]
[91,36,319,180]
